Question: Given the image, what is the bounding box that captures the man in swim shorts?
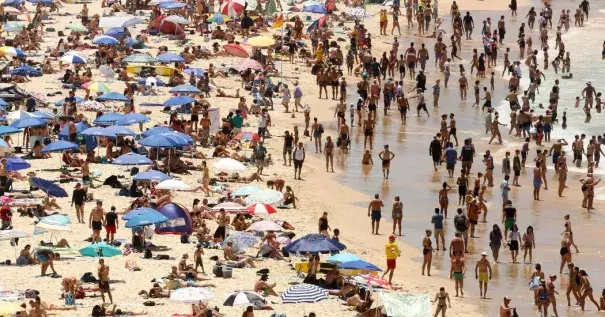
[475,252,492,299]
[378,145,396,179]
[450,251,466,297]
[368,194,385,235]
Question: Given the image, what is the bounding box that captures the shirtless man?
[404,43,417,79]
[449,252,466,297]
[449,232,465,257]
[199,113,211,146]
[191,103,201,132]
[549,139,568,171]
[214,209,230,242]
[368,194,385,235]
[582,82,597,108]
[89,200,105,243]
[378,145,396,179]
[334,101,347,128]
[533,162,542,200]
[500,297,516,317]
[363,113,375,149]
[488,115,507,145]
[475,252,492,299]
[449,113,459,146]
[98,259,112,304]
[267,178,285,191]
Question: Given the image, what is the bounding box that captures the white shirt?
[258,114,267,128]
[293,146,305,160]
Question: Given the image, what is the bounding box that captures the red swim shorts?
[105,225,116,234]
[387,259,396,269]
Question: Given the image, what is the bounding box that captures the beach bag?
[318,124,324,134]
[180,233,189,244]
[81,272,97,283]
[25,289,39,298]
[143,301,156,306]
[64,293,75,305]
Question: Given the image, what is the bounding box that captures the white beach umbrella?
[211,202,246,212]
[247,220,283,232]
[170,287,215,304]
[244,189,284,205]
[164,15,191,25]
[155,179,191,191]
[212,158,246,172]
[34,222,72,233]
[0,230,31,241]
[98,15,143,28]
[6,110,36,121]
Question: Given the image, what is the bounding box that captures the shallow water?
[331,1,605,316]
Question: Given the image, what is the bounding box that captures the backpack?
[318,124,324,134]
[454,215,468,232]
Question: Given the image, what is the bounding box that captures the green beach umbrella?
[66,22,88,33]
[265,0,277,15]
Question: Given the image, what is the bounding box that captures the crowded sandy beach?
[0,0,604,315]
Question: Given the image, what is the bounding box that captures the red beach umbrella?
[220,0,245,16]
[246,203,277,215]
[234,131,260,141]
[232,58,264,71]
[223,43,249,58]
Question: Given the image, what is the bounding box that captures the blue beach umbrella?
[97,92,130,102]
[0,139,10,148]
[39,214,71,225]
[157,52,185,63]
[133,170,170,181]
[158,1,187,9]
[60,54,87,64]
[221,232,258,252]
[163,95,196,107]
[232,185,261,197]
[30,177,68,197]
[79,243,122,257]
[5,157,31,171]
[26,0,52,4]
[80,126,108,136]
[94,112,125,125]
[138,134,186,148]
[0,98,8,107]
[105,27,126,38]
[141,126,173,137]
[93,35,120,45]
[122,207,159,220]
[326,252,363,264]
[103,125,136,136]
[302,1,327,14]
[10,117,46,129]
[169,84,202,94]
[125,210,169,228]
[116,113,150,126]
[0,126,21,135]
[3,0,25,7]
[113,153,152,166]
[41,140,78,153]
[11,65,42,77]
[54,96,84,107]
[32,110,55,119]
[163,132,193,145]
[183,68,205,77]
[338,260,382,271]
[284,233,347,254]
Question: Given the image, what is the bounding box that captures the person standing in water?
[368,194,384,235]
[475,252,492,299]
[563,214,580,253]
[533,162,543,200]
[379,145,395,179]
[392,196,403,236]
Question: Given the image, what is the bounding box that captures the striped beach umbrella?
[281,284,328,304]
[221,232,258,252]
[234,131,260,141]
[220,0,245,16]
[223,291,265,306]
[0,46,25,58]
[82,82,110,93]
[246,203,277,215]
[60,54,87,64]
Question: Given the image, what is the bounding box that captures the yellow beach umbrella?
[82,82,111,93]
[0,301,23,315]
[247,36,275,47]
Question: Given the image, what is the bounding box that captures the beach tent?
[372,292,431,317]
[58,122,97,152]
[155,203,193,235]
[148,15,184,35]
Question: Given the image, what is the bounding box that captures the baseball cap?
[504,296,511,301]
[388,234,396,240]
[481,251,487,256]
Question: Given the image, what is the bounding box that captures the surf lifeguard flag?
[272,14,284,29]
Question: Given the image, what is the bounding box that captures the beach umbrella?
[0,139,10,149]
[281,284,328,304]
[220,0,245,16]
[141,126,173,137]
[92,35,120,45]
[0,98,8,107]
[158,1,187,9]
[133,170,170,181]
[223,291,265,307]
[140,76,166,87]
[246,203,277,215]
[326,252,362,264]
[93,112,125,125]
[6,110,34,120]
[306,15,328,34]
[2,22,24,32]
[113,153,152,165]
[231,58,263,72]
[105,27,126,38]
[3,7,23,15]
[265,0,277,15]
[122,207,159,220]
[234,131,260,141]
[247,220,283,232]
[223,43,249,58]
[81,100,107,111]
[33,222,71,234]
[54,96,84,107]
[11,65,42,77]
[98,16,143,28]
[79,242,122,257]
[244,189,284,205]
[155,179,191,191]
[26,0,52,3]
[169,84,202,94]
[0,230,31,241]
[164,95,196,107]
[283,233,346,254]
[30,177,68,197]
[221,232,258,252]
[116,113,150,126]
[0,46,25,58]
[208,13,230,24]
[164,15,191,25]
[139,134,186,148]
[211,202,246,212]
[345,7,372,19]
[97,92,130,102]
[157,52,185,63]
[32,110,55,119]
[213,158,246,172]
[2,0,24,7]
[60,54,87,65]
[39,214,71,226]
[9,117,46,129]
[82,82,111,93]
[5,157,30,171]
[348,275,391,288]
[125,210,169,228]
[170,288,214,304]
[41,140,78,153]
[123,53,157,63]
[66,22,87,32]
[247,36,275,47]
[302,1,327,14]
[232,185,261,197]
[80,126,109,136]
[338,260,382,271]
[182,68,205,77]
[103,125,136,136]
[382,0,393,5]
[0,126,21,135]
[0,301,23,315]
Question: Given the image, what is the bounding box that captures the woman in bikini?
[566,264,581,307]
[559,232,572,274]
[438,182,451,218]
[579,270,601,311]
[421,229,434,276]
[433,287,451,317]
[522,226,535,263]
